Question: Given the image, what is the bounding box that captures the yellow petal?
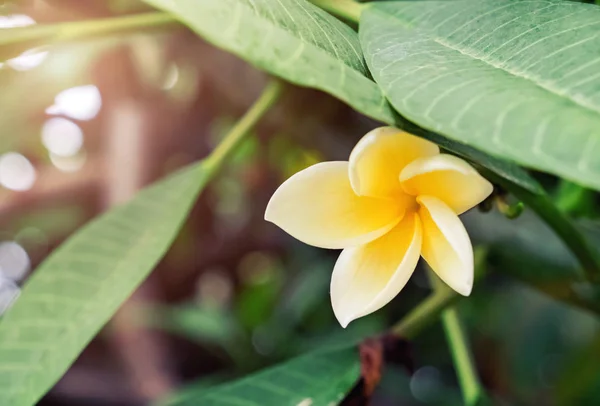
[330,213,422,327]
[349,127,439,199]
[418,195,473,296]
[400,154,493,214]
[265,161,403,249]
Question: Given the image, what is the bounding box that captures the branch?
[0,12,175,62]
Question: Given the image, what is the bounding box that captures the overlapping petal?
[417,196,473,296]
[400,154,493,214]
[330,213,422,327]
[349,127,439,199]
[265,161,404,249]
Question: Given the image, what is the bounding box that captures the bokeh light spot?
[0,14,35,28]
[410,366,442,403]
[46,85,102,121]
[196,269,233,308]
[0,241,30,282]
[0,153,36,191]
[42,117,84,157]
[49,152,87,173]
[162,64,180,90]
[8,49,48,71]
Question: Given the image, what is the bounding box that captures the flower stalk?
[441,307,484,406]
[391,247,488,339]
[429,268,484,406]
[391,284,459,339]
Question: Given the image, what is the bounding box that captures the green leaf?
[161,345,360,406]
[0,162,210,406]
[143,304,242,347]
[142,304,255,368]
[464,210,600,314]
[141,0,395,123]
[361,0,600,190]
[141,0,543,194]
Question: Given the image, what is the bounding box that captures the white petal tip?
[335,314,354,329]
[263,212,270,222]
[455,282,473,297]
[332,303,355,329]
[339,319,351,329]
[264,197,275,223]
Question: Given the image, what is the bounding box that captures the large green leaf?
[0,162,209,406]
[141,0,543,194]
[361,0,600,190]
[160,345,360,406]
[142,0,395,123]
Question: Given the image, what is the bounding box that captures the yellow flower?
[265,127,493,327]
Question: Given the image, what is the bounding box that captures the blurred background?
[2,1,600,405]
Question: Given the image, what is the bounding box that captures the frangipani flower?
[265,127,493,327]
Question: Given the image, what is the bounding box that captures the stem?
[308,0,364,23]
[391,247,488,339]
[484,170,600,283]
[0,12,175,49]
[429,271,483,405]
[392,286,459,339]
[205,79,284,173]
[441,307,482,406]
[426,267,484,405]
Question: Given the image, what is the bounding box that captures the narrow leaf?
[160,346,360,406]
[0,162,209,406]
[361,0,600,190]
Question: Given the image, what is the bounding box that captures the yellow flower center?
[393,189,419,215]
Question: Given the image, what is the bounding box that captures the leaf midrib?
[370,6,600,118]
[202,0,369,77]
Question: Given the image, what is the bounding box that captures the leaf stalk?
[308,0,364,23]
[205,79,284,174]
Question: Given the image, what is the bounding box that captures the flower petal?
[265,161,404,249]
[400,154,493,214]
[418,195,473,296]
[349,127,439,199]
[330,213,422,327]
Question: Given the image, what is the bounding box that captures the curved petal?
[349,127,439,199]
[417,196,473,296]
[400,154,493,214]
[265,161,404,249]
[330,213,422,327]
